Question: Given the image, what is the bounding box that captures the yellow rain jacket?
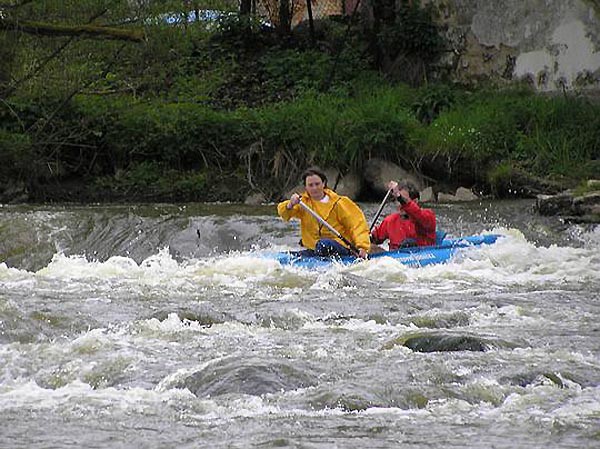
[277,188,370,253]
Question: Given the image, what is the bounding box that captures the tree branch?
[2,9,111,98]
[0,18,145,42]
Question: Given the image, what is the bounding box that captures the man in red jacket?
[370,180,436,251]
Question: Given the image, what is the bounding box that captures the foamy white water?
[1,201,599,448]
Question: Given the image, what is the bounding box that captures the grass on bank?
[2,80,599,201]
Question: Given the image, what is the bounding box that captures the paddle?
[297,199,361,257]
[369,188,393,232]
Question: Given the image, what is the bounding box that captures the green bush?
[514,95,600,177]
[74,96,256,173]
[210,13,275,52]
[377,1,444,63]
[415,88,600,185]
[255,85,420,173]
[412,84,456,124]
[261,49,332,94]
[0,129,33,180]
[417,100,520,181]
[416,90,529,181]
[94,161,208,200]
[334,87,420,166]
[6,75,599,202]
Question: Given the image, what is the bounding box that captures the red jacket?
[371,200,436,249]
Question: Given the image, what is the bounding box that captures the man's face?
[305,174,325,200]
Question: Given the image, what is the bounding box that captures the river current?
[1,200,599,449]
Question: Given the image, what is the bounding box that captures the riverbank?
[2,12,599,207]
[2,85,599,206]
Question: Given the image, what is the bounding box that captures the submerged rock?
[172,356,318,398]
[148,308,231,326]
[403,334,489,352]
[383,332,515,352]
[573,192,600,216]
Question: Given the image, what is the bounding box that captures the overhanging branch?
[0,18,145,42]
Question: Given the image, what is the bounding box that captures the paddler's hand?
[396,188,410,205]
[358,248,368,259]
[387,180,398,192]
[287,193,301,209]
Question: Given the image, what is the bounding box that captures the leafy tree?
[361,0,444,84]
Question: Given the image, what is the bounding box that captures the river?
[1,200,599,448]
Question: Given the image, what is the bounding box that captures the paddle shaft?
[297,199,360,256]
[369,188,393,232]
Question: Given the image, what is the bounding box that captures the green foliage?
[0,32,18,89]
[255,85,420,174]
[333,87,420,166]
[210,13,274,51]
[80,96,256,187]
[2,0,599,202]
[0,129,33,181]
[573,179,600,197]
[94,161,208,200]
[93,23,217,98]
[416,88,600,185]
[168,72,225,103]
[415,91,506,182]
[78,97,254,172]
[260,50,332,93]
[0,97,88,182]
[292,17,350,49]
[417,95,522,180]
[412,84,456,124]
[376,1,444,63]
[486,162,517,196]
[5,0,126,23]
[513,95,600,177]
[0,99,35,132]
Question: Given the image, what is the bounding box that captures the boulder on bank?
[244,192,267,205]
[331,170,362,200]
[573,192,600,215]
[420,186,435,203]
[536,192,574,215]
[438,187,479,203]
[0,182,29,204]
[536,180,600,223]
[490,166,566,197]
[363,158,424,197]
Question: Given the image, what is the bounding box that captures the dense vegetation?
[1,0,599,203]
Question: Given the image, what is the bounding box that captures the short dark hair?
[302,167,327,187]
[398,181,420,200]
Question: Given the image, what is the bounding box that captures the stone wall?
[259,0,600,92]
[426,0,600,92]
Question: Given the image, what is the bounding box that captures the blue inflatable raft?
[271,234,501,269]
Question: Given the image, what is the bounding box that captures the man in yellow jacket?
[277,167,370,258]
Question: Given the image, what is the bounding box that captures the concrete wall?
[429,0,600,92]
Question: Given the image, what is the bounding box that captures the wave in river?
[1,227,598,290]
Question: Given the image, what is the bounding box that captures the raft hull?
[272,234,500,269]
